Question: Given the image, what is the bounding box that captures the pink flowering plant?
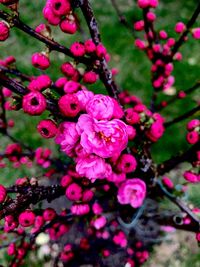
[0,0,199,266]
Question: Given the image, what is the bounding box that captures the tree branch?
[164,105,200,128]
[0,9,91,65]
[80,0,121,100]
[156,180,200,232]
[171,1,200,57]
[157,142,200,175]
[0,185,65,220]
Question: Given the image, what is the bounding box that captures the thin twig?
[164,105,200,127]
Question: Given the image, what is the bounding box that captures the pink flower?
[0,184,7,203]
[76,114,128,158]
[0,21,9,41]
[31,52,50,70]
[192,28,200,39]
[71,203,90,215]
[70,42,85,57]
[75,88,94,111]
[175,22,186,33]
[146,120,165,142]
[186,131,199,144]
[50,0,71,17]
[93,216,107,230]
[86,94,114,120]
[43,6,60,25]
[84,39,96,53]
[58,94,81,117]
[22,92,47,116]
[113,231,127,247]
[112,98,124,119]
[61,62,76,77]
[107,172,126,184]
[162,176,174,189]
[37,119,58,138]
[65,183,82,201]
[117,154,137,173]
[117,178,146,208]
[134,20,144,31]
[64,81,80,93]
[55,122,79,156]
[135,39,146,50]
[187,119,199,130]
[76,154,112,180]
[183,171,199,183]
[83,71,98,84]
[137,0,149,9]
[92,203,103,215]
[43,208,56,221]
[60,15,77,34]
[18,210,35,227]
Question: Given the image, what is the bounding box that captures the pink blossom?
[77,114,128,158]
[187,119,200,130]
[86,94,114,120]
[75,87,94,111]
[117,154,137,173]
[183,171,199,183]
[76,154,112,180]
[175,22,186,33]
[18,210,35,227]
[71,203,90,215]
[117,178,146,208]
[192,28,200,39]
[0,21,9,41]
[113,231,127,247]
[55,122,79,156]
[186,131,199,144]
[146,120,165,142]
[93,216,107,230]
[84,39,96,53]
[65,183,82,201]
[162,176,174,189]
[92,203,103,215]
[107,172,126,184]
[0,184,7,203]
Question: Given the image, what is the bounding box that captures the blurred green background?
[0,0,199,266]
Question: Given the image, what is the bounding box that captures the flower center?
[99,131,111,142]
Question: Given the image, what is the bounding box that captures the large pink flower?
[117,178,146,208]
[86,94,114,120]
[76,114,128,158]
[76,154,112,181]
[55,122,79,156]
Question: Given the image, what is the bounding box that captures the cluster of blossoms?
[54,90,147,208]
[186,119,200,145]
[134,0,200,94]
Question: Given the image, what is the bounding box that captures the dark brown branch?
[0,74,60,116]
[157,142,200,175]
[156,211,200,232]
[156,180,200,232]
[80,0,121,100]
[171,1,200,57]
[0,9,91,65]
[157,82,200,110]
[0,185,65,220]
[0,65,31,81]
[110,0,136,36]
[164,105,200,128]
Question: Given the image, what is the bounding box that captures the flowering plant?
[0,0,199,266]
